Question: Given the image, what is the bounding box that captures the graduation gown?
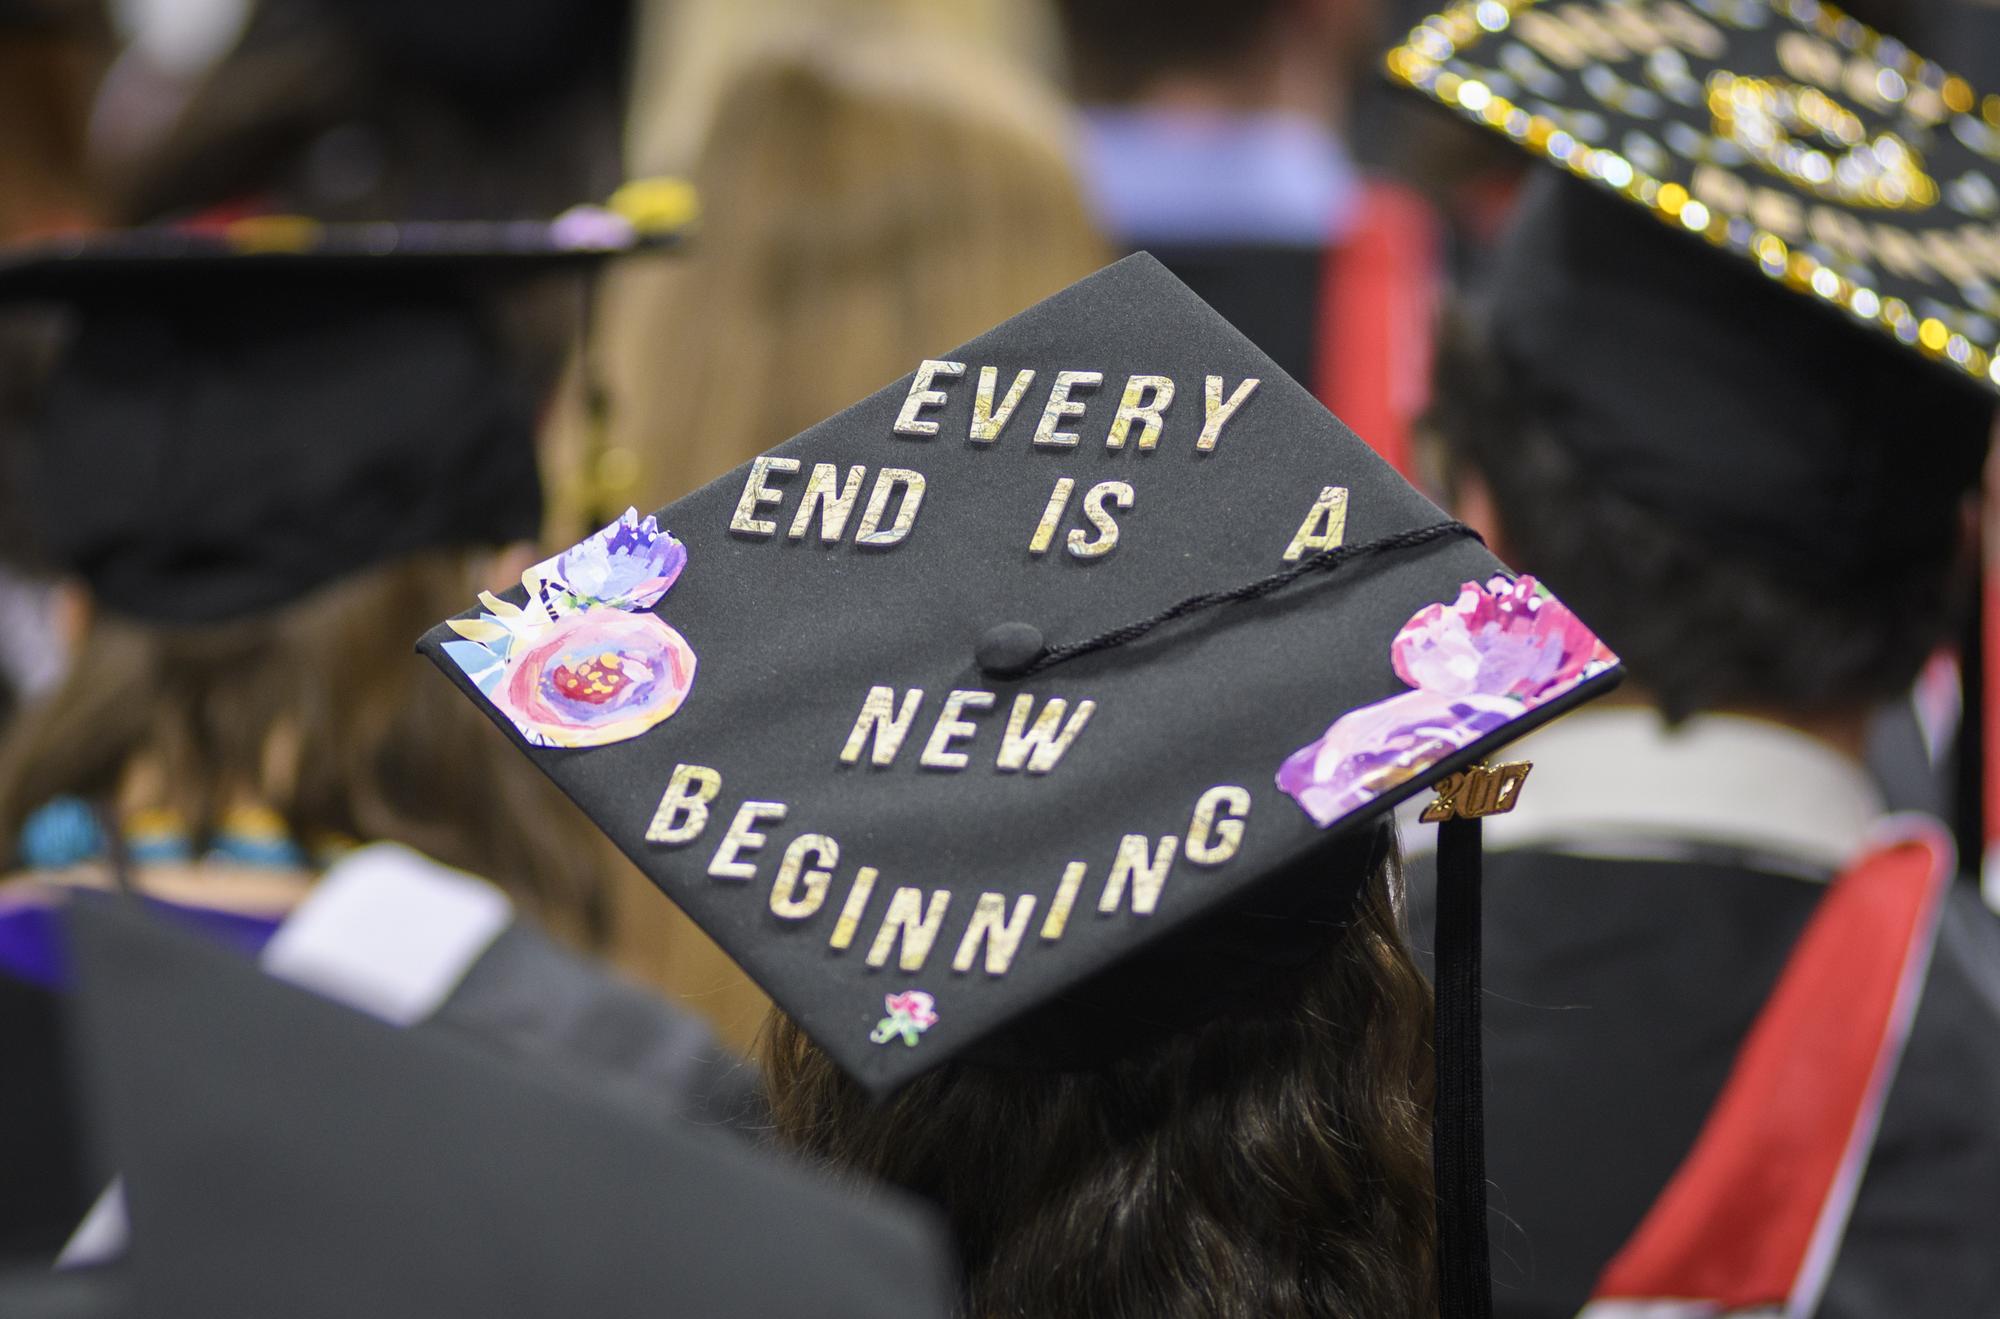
[12,902,952,1319]
[6,842,757,1268]
[1413,708,2000,1318]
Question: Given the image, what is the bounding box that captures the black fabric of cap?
[60,900,956,1319]
[970,821,1393,1071]
[1480,173,1994,591]
[419,253,1622,1098]
[0,1265,128,1319]
[24,287,541,623]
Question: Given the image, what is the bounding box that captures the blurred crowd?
[4,0,2000,1316]
[0,0,1495,1068]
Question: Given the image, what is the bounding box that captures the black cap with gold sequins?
[1388,0,2000,390]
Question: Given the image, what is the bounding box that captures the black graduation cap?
[419,252,1621,1094]
[416,255,1624,1315]
[55,900,956,1319]
[1,182,694,623]
[0,1265,125,1319]
[1388,0,2000,393]
[0,178,696,299]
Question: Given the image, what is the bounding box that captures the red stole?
[1314,181,1441,483]
[1579,818,1955,1319]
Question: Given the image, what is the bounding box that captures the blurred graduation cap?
[1387,0,2000,393]
[39,900,954,1319]
[418,252,1624,1313]
[0,181,694,622]
[0,179,695,299]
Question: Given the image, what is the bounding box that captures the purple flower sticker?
[1278,689,1521,826]
[443,509,697,749]
[534,507,686,614]
[1278,575,1612,826]
[870,991,939,1047]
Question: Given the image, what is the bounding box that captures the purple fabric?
[1077,109,1361,248]
[0,891,281,990]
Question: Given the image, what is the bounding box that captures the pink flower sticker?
[1392,574,1613,701]
[498,610,696,749]
[1278,575,1612,826]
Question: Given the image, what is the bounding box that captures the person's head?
[0,280,608,930]
[1054,0,1380,113]
[762,830,1436,1319]
[1422,177,1993,725]
[577,25,1108,512]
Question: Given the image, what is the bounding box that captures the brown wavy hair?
[761,849,1437,1318]
[0,551,608,936]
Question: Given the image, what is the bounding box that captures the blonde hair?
[560,25,1108,520]
[623,0,1063,179]
[0,21,105,241]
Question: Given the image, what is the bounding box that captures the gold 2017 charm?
[1420,761,1533,823]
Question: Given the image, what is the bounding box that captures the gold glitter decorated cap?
[1387,0,2000,389]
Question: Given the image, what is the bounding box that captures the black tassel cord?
[1435,816,1493,1319]
[1019,521,1479,677]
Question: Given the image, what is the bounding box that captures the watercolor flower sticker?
[529,506,686,615]
[1278,575,1613,826]
[871,991,939,1047]
[1391,574,1609,704]
[442,508,698,749]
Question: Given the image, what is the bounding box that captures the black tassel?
[1435,814,1493,1319]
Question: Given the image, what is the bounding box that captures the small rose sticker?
[870,991,939,1047]
[1278,575,1612,826]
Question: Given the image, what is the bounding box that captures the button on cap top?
[976,622,1045,679]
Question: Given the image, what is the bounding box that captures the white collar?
[1434,707,1888,876]
[260,842,512,1026]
